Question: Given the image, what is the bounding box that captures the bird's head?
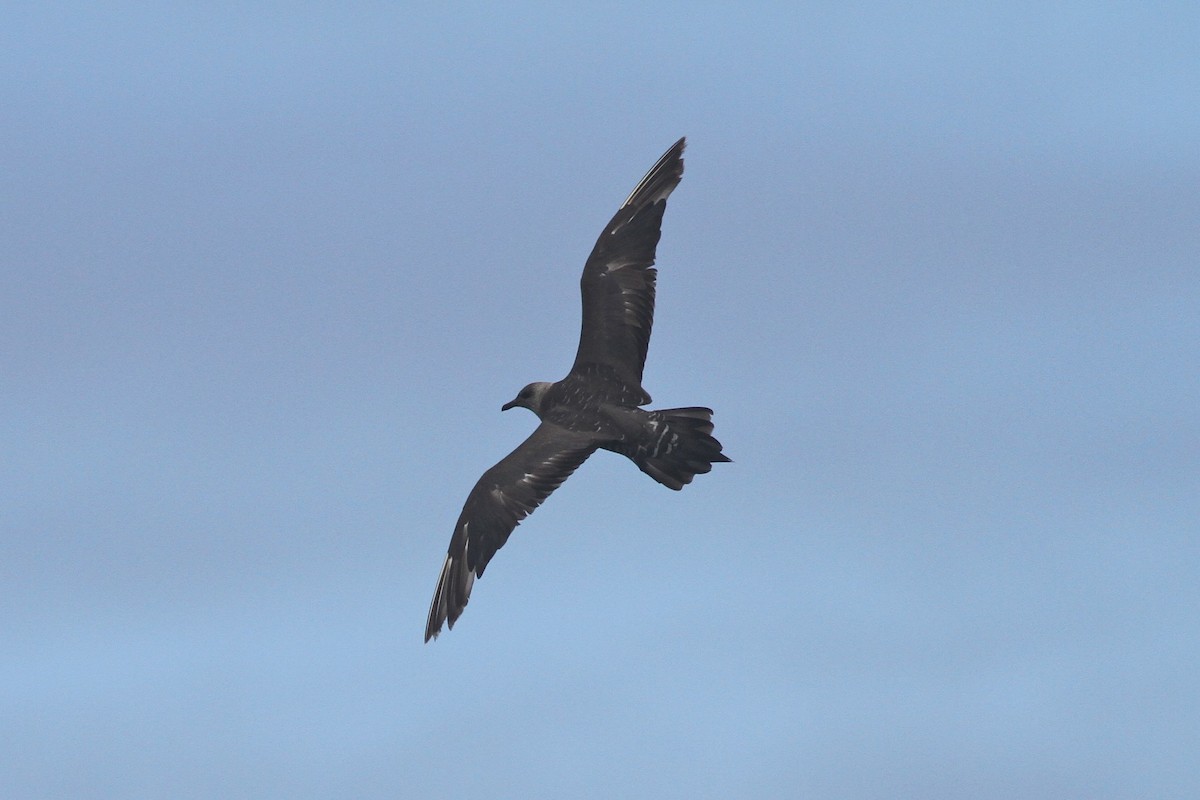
[502,381,552,414]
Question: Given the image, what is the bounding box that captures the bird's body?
[425,138,729,641]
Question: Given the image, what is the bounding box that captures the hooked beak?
[501,398,518,411]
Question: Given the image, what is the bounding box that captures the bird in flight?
[425,137,729,641]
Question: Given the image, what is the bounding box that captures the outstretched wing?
[424,423,598,641]
[570,138,686,395]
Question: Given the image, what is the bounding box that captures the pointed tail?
[630,407,731,491]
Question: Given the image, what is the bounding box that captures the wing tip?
[621,136,687,208]
[424,551,476,643]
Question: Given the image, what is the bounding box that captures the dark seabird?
[424,137,729,641]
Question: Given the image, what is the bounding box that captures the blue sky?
[3,4,1198,798]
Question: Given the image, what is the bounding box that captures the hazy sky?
[3,4,1198,798]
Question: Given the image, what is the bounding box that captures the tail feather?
[629,407,731,490]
